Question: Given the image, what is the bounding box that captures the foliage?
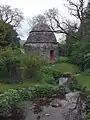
[57,56,69,63]
[0,20,20,47]
[86,112,90,120]
[69,37,90,71]
[82,69,90,76]
[0,89,21,116]
[85,90,90,120]
[63,0,90,72]
[0,47,46,83]
[41,66,61,84]
[86,94,90,114]
[76,74,90,90]
[40,62,79,84]
[22,53,46,81]
[68,77,83,91]
[51,63,79,74]
[58,43,67,56]
[0,85,65,116]
[66,0,90,71]
[65,31,78,57]
[40,62,79,85]
[41,73,55,84]
[0,46,21,83]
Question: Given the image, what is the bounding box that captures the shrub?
[0,89,21,116]
[0,48,46,83]
[0,46,21,83]
[85,90,90,120]
[22,53,46,81]
[83,69,90,75]
[68,77,82,91]
[41,66,61,84]
[42,74,55,84]
[56,56,69,63]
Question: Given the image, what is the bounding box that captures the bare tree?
[27,8,77,38]
[44,0,87,39]
[27,0,87,40]
[44,8,78,39]
[0,5,24,28]
[65,0,86,38]
[28,14,47,30]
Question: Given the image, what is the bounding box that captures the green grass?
[0,62,79,92]
[52,62,90,90]
[1,62,90,92]
[58,56,69,63]
[51,63,79,74]
[76,74,90,90]
[0,81,39,92]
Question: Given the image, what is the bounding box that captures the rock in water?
[51,98,62,108]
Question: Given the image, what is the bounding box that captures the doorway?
[50,50,54,61]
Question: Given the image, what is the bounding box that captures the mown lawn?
[53,63,90,90]
[51,63,79,74]
[76,74,90,90]
[1,62,90,92]
[0,81,39,92]
[0,62,79,92]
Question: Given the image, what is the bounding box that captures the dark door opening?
[50,50,54,61]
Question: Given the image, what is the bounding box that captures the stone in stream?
[66,91,80,103]
[58,73,73,86]
[59,77,68,85]
[51,98,62,108]
[45,114,50,116]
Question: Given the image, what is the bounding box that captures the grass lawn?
[51,63,79,74]
[1,62,90,92]
[0,81,40,92]
[0,62,79,92]
[53,63,90,90]
[76,74,90,90]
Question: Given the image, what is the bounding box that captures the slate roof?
[25,23,57,44]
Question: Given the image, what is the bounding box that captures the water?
[0,92,85,120]
[25,103,65,120]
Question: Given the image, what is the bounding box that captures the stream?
[0,76,86,120]
[0,91,85,120]
[24,92,85,120]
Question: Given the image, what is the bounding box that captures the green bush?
[68,77,82,91]
[0,89,21,116]
[0,48,46,83]
[69,40,90,71]
[0,46,21,83]
[41,66,61,84]
[41,66,61,78]
[56,57,69,63]
[85,91,90,120]
[22,53,46,81]
[83,69,90,75]
[42,74,55,84]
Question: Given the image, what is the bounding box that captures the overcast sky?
[0,0,88,41]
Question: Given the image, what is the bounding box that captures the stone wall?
[24,42,59,61]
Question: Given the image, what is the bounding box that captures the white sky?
[0,0,88,41]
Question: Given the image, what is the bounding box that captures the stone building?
[24,23,59,61]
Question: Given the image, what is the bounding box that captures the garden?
[0,47,90,120]
[0,0,90,119]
